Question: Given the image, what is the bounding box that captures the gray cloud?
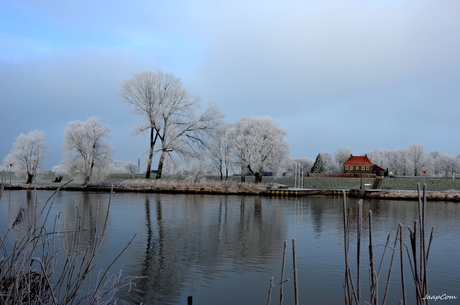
[2,0,460,170]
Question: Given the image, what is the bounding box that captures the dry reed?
[343,183,434,305]
[266,240,292,305]
[0,181,140,304]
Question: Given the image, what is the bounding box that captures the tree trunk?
[145,127,155,179]
[83,175,90,187]
[26,172,34,184]
[156,150,166,179]
[247,165,262,184]
[254,172,263,184]
[82,160,94,187]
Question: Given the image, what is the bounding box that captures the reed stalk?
[403,183,433,305]
[342,191,355,305]
[342,183,433,305]
[279,240,287,305]
[266,240,289,305]
[357,200,362,304]
[368,210,378,305]
[0,182,139,304]
[381,225,401,305]
[400,224,407,305]
[267,277,274,305]
[292,238,299,305]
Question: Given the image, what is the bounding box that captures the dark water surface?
[1,190,459,304]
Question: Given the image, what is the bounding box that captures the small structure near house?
[343,154,385,177]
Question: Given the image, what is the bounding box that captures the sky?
[1,0,460,170]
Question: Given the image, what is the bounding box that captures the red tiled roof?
[343,155,373,166]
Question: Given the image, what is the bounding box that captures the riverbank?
[3,173,460,201]
[361,189,460,201]
[1,177,274,195]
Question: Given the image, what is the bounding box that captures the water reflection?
[122,195,285,304]
[1,192,459,305]
[60,192,109,250]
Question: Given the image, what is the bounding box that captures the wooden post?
[187,295,193,305]
[292,239,299,305]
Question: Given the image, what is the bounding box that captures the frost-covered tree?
[3,130,48,184]
[408,144,428,176]
[286,158,314,176]
[428,151,442,176]
[367,149,391,173]
[434,154,460,177]
[207,124,234,180]
[227,117,289,183]
[63,117,112,187]
[119,70,223,179]
[109,161,139,176]
[334,147,352,172]
[321,152,339,173]
[52,164,66,182]
[125,161,139,176]
[391,149,410,176]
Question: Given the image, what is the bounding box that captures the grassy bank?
[3,172,460,201]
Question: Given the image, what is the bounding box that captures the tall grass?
[114,178,271,193]
[343,183,434,305]
[0,181,139,304]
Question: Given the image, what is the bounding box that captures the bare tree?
[434,153,460,177]
[334,147,352,172]
[119,70,222,179]
[366,149,388,170]
[125,161,139,176]
[387,149,409,176]
[3,130,48,184]
[321,152,339,173]
[286,158,314,176]
[408,144,428,176]
[227,116,289,184]
[207,124,234,180]
[63,117,113,187]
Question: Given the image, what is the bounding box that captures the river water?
[1,190,459,304]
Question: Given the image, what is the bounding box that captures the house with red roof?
[343,155,385,176]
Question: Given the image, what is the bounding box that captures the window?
[362,166,365,170]
[345,166,349,170]
[366,166,369,170]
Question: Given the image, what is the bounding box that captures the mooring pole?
[187,295,193,305]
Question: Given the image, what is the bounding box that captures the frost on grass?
[116,179,271,194]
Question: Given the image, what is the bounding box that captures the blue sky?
[1,0,460,170]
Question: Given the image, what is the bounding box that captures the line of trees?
[3,70,290,185]
[3,130,48,184]
[3,117,113,187]
[4,70,460,185]
[288,144,460,178]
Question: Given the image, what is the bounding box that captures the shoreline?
[3,182,460,202]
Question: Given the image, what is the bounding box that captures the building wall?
[343,165,373,174]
